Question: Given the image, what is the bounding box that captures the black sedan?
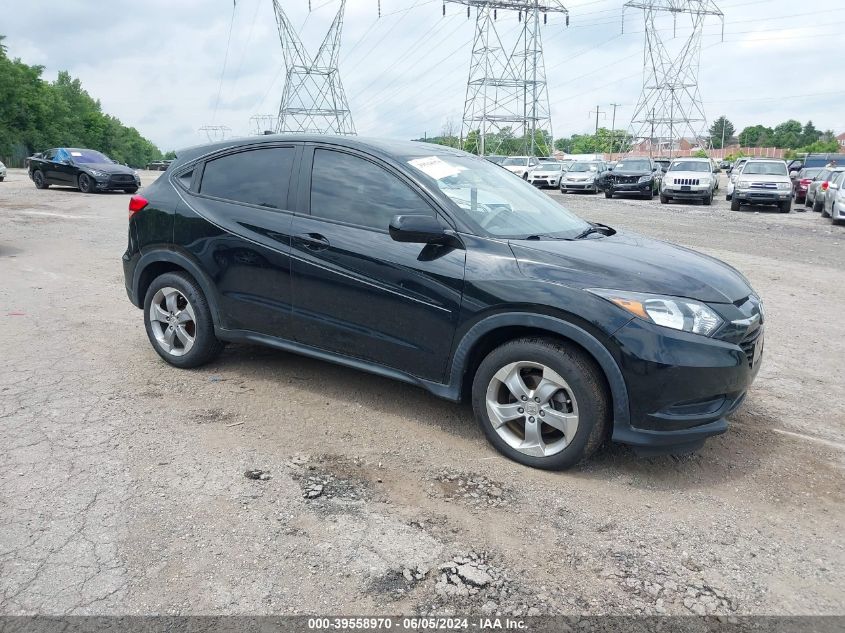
[29,148,141,193]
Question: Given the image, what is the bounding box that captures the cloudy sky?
[4,0,845,151]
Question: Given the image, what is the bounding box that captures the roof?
[175,134,471,163]
[836,132,845,140]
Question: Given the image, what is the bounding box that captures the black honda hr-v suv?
[123,135,764,469]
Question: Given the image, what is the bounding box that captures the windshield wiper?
[573,222,615,240]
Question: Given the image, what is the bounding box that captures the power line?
[211,2,238,124]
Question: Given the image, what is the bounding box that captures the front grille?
[750,182,776,189]
[673,178,700,186]
[614,175,639,184]
[109,174,136,184]
[739,327,762,368]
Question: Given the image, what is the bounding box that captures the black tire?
[0,176,4,182]
[471,337,610,470]
[605,190,613,199]
[730,197,741,211]
[821,203,830,218]
[33,171,49,189]
[78,173,95,194]
[813,197,823,213]
[124,187,138,194]
[703,194,712,206]
[142,271,224,369]
[804,196,812,208]
[660,194,669,204]
[779,199,791,213]
[726,193,732,201]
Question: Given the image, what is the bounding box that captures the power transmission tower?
[272,0,356,135]
[198,125,232,143]
[623,0,723,158]
[446,0,569,157]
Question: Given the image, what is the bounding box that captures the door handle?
[295,232,330,251]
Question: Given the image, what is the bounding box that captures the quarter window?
[310,149,432,230]
[200,147,294,209]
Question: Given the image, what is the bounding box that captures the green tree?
[771,119,803,149]
[0,36,161,167]
[708,115,735,149]
[800,121,821,146]
[738,125,773,147]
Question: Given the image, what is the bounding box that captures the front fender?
[444,312,630,428]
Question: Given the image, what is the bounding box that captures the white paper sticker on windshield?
[408,156,465,180]
[70,152,83,157]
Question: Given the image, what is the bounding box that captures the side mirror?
[389,214,458,246]
[607,166,613,171]
[61,159,72,165]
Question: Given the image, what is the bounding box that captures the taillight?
[128,195,148,217]
[822,182,829,191]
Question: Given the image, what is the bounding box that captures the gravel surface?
[0,168,842,616]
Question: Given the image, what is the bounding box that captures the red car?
[793,167,822,204]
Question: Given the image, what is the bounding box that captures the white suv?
[660,158,717,205]
[730,159,793,213]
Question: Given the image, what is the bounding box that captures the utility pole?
[720,117,726,153]
[592,105,605,134]
[609,102,621,160]
[446,0,569,157]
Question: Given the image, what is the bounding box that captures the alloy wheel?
[485,361,579,457]
[148,286,197,356]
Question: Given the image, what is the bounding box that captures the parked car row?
[0,160,6,182]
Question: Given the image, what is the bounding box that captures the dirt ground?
[1,167,843,617]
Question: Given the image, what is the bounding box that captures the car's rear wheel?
[804,196,812,208]
[78,174,95,194]
[605,190,613,199]
[730,197,741,211]
[471,338,610,470]
[821,203,831,218]
[143,272,224,369]
[33,171,49,189]
[812,197,823,213]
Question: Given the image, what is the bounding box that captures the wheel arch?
[447,313,630,428]
[133,249,222,327]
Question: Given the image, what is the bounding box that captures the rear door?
[288,145,466,382]
[177,144,298,338]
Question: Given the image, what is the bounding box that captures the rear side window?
[200,147,294,209]
[309,149,432,231]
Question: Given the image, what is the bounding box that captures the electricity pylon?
[272,0,356,135]
[446,0,568,156]
[198,125,232,143]
[624,0,723,157]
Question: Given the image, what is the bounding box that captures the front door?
[289,146,466,383]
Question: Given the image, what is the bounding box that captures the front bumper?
[735,189,791,204]
[610,318,763,450]
[529,177,560,188]
[95,174,141,191]
[609,180,652,194]
[560,180,596,191]
[662,186,711,199]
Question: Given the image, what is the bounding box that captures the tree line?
[0,35,163,167]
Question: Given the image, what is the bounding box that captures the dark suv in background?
[603,156,662,199]
[123,135,764,469]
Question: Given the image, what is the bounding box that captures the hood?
[80,162,136,175]
[610,169,652,177]
[736,173,790,184]
[531,169,563,177]
[564,171,597,179]
[503,165,528,173]
[664,171,713,181]
[510,231,751,304]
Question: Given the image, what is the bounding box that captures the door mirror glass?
[389,214,453,245]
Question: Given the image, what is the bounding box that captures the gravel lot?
[1,167,843,616]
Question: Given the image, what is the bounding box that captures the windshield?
[69,149,113,164]
[799,168,822,179]
[742,161,788,176]
[502,157,528,167]
[406,155,589,240]
[615,159,650,171]
[569,162,599,173]
[536,163,563,171]
[669,161,710,172]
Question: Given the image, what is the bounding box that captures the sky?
[3,0,845,152]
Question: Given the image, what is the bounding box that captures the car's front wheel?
[605,190,613,199]
[730,197,741,211]
[779,199,791,213]
[33,171,49,189]
[78,174,95,194]
[703,193,713,206]
[143,271,224,369]
[471,338,610,470]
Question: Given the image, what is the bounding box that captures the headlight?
[776,182,791,191]
[89,169,108,178]
[638,175,652,183]
[737,179,752,189]
[587,289,724,337]
[700,176,711,185]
